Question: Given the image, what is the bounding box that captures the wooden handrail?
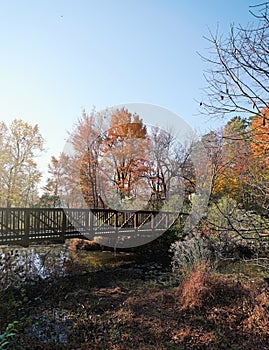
[0,207,184,247]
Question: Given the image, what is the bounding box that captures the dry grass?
[178,260,211,310]
[244,290,269,335]
[1,259,269,349]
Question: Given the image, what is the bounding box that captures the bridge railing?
[0,207,182,246]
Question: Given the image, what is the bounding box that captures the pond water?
[1,241,167,345]
[0,242,138,289]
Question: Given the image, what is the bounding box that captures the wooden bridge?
[0,207,182,247]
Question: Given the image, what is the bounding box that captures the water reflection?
[0,245,69,289]
[0,242,137,289]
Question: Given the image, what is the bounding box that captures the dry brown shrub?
[179,260,211,310]
[178,261,251,311]
[244,290,269,335]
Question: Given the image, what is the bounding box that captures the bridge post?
[85,209,94,240]
[85,210,89,230]
[61,210,66,243]
[22,209,30,247]
[114,210,118,235]
[134,212,138,232]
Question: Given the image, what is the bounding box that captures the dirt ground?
[1,257,268,350]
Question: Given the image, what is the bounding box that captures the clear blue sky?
[0,0,256,184]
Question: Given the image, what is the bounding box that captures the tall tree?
[48,107,197,212]
[247,108,269,211]
[216,117,249,200]
[72,109,106,207]
[201,115,269,240]
[44,109,109,208]
[146,127,192,210]
[250,107,269,163]
[0,119,44,207]
[99,108,150,209]
[76,110,103,207]
[41,154,68,207]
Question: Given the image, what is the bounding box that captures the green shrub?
[170,235,213,273]
[0,321,19,350]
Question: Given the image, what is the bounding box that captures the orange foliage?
[102,108,151,202]
[250,107,269,166]
[204,117,250,199]
[74,108,152,207]
[107,108,147,142]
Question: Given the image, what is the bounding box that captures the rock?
[69,238,101,251]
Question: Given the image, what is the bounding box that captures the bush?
[244,291,269,335]
[179,261,210,310]
[178,262,252,311]
[170,235,219,274]
[170,231,258,278]
[0,321,19,350]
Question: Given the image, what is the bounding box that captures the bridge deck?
[0,207,182,246]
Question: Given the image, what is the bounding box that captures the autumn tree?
[250,107,269,162]
[0,119,44,207]
[71,109,108,207]
[75,110,106,207]
[203,114,269,214]
[49,107,198,212]
[41,154,70,207]
[43,109,110,208]
[198,3,269,242]
[246,108,269,211]
[199,114,269,241]
[204,117,250,201]
[98,108,150,209]
[146,127,193,210]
